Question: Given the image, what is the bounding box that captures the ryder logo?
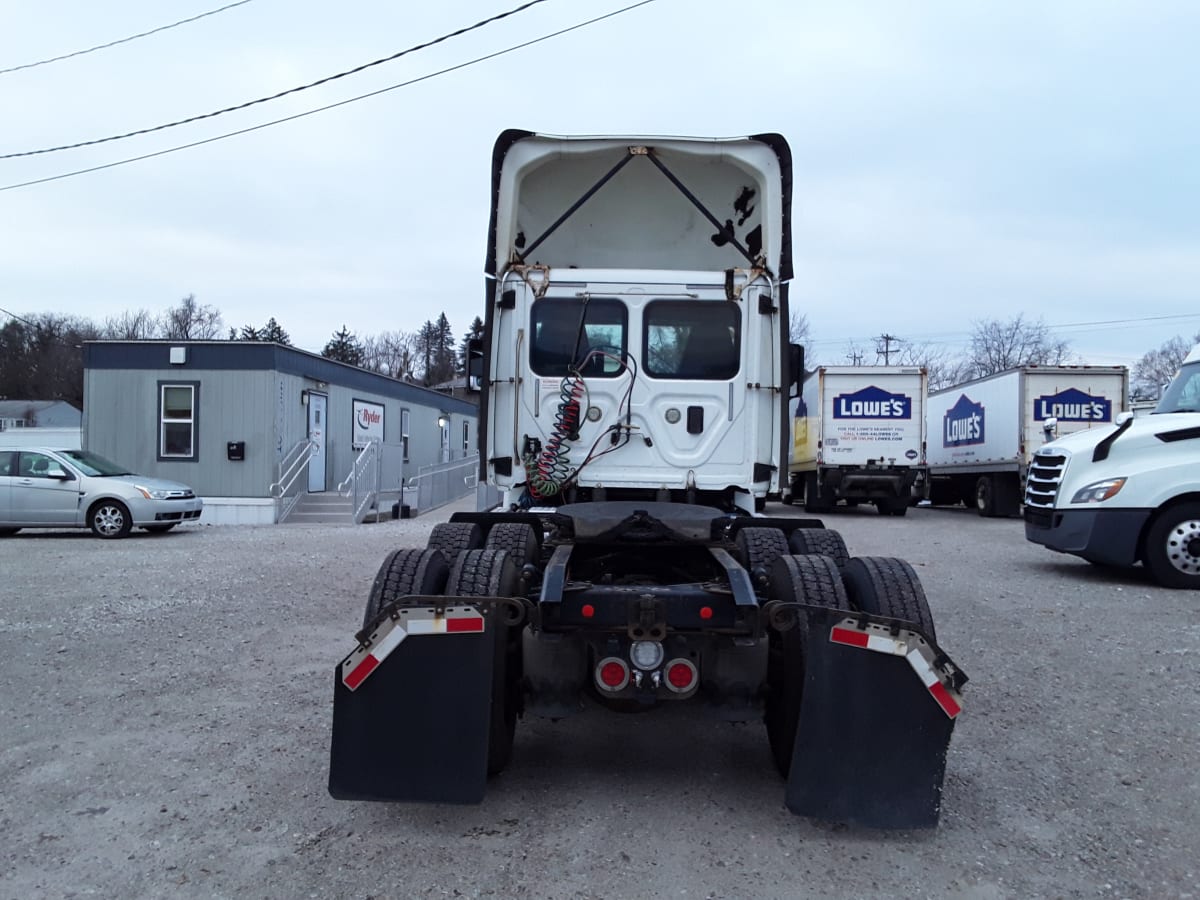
[832,385,912,419]
[357,407,382,428]
[1034,388,1112,422]
[943,394,985,447]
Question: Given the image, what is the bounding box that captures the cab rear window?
[644,301,740,380]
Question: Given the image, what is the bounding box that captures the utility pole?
[845,349,865,365]
[876,333,900,365]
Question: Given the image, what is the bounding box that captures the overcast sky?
[2,0,1197,368]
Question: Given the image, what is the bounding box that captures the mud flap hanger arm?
[514,145,762,272]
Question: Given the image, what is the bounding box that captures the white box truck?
[786,366,928,516]
[1025,344,1200,588]
[925,366,1129,517]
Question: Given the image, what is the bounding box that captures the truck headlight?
[1071,478,1126,504]
[135,485,171,500]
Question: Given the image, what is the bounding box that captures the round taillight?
[581,604,595,619]
[665,659,697,693]
[595,657,629,692]
[699,606,713,620]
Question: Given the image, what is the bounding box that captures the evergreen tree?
[322,325,365,366]
[260,317,290,345]
[457,316,485,375]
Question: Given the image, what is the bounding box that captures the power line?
[0,1,658,193]
[0,1,255,76]
[805,312,1200,348]
[1,0,553,159]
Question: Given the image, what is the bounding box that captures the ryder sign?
[353,399,384,449]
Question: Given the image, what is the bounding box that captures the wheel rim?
[1164,518,1200,576]
[975,483,987,511]
[94,505,124,536]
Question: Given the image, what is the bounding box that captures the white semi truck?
[326,131,968,828]
[1025,344,1200,589]
[786,366,928,516]
[925,366,1129,517]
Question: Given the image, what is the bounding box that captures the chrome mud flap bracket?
[328,601,496,804]
[785,608,967,828]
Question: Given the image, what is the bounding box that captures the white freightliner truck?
[786,366,928,516]
[925,366,1129,517]
[1025,344,1200,588]
[327,131,967,827]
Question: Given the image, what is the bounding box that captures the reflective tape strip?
[829,620,963,719]
[341,606,486,690]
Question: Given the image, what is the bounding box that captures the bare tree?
[964,314,1072,379]
[788,312,817,367]
[101,308,158,339]
[361,330,418,379]
[160,294,223,340]
[1133,333,1199,399]
[891,340,970,391]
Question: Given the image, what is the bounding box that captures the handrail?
[339,439,381,524]
[270,438,318,498]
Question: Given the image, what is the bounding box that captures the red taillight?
[699,606,713,620]
[595,657,629,692]
[581,604,595,619]
[664,659,698,693]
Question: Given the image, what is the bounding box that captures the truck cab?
[1024,344,1200,588]
[478,132,795,513]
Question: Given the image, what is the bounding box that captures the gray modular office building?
[82,341,478,524]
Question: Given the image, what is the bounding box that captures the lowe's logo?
[943,394,985,447]
[832,385,912,420]
[1034,388,1112,422]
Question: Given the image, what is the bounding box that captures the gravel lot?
[2,499,1198,899]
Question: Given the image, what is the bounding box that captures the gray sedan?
[0,448,203,538]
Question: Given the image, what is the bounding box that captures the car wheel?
[89,500,132,539]
[142,524,177,534]
[1143,502,1200,590]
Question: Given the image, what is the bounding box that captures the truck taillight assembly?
[663,659,698,693]
[595,657,630,692]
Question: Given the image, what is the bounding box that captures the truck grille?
[1024,452,1068,509]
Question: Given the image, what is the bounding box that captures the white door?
[440,418,451,463]
[308,393,327,492]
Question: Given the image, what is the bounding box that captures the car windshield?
[1153,361,1200,414]
[58,450,133,476]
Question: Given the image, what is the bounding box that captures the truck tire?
[840,556,936,641]
[735,527,790,584]
[484,522,539,568]
[875,497,909,517]
[1143,501,1200,590]
[426,522,483,564]
[974,476,997,517]
[362,548,450,630]
[765,554,849,777]
[446,549,522,775]
[788,528,849,570]
[803,472,832,514]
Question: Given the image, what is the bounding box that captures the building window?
[462,421,470,454]
[158,382,199,461]
[401,408,410,462]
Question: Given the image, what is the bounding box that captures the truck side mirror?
[466,337,484,379]
[788,343,804,391]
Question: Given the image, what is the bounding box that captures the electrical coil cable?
[522,373,585,502]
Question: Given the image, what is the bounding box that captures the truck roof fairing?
[485,130,793,282]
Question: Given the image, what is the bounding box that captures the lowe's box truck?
[925,365,1128,517]
[786,366,928,516]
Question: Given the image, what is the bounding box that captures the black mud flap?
[784,608,964,829]
[328,606,495,804]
